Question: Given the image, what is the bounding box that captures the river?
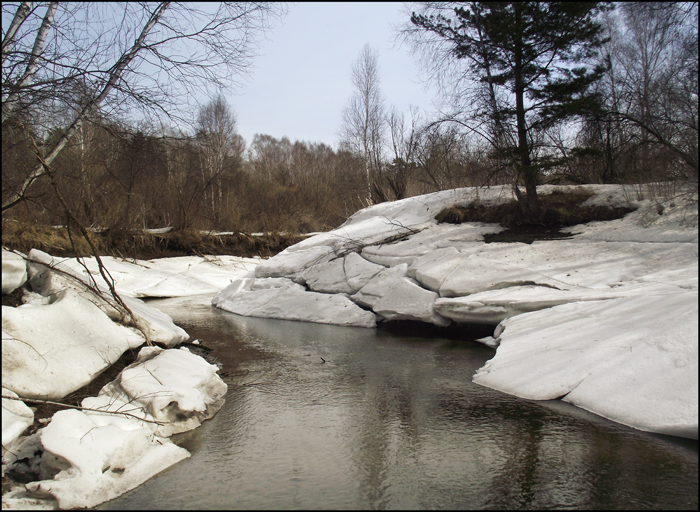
[100,294,698,510]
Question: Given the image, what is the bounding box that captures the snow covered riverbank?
[2,183,697,508]
[2,252,259,509]
[212,184,698,439]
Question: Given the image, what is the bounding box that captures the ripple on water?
[100,300,698,510]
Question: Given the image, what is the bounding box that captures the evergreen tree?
[411,2,610,217]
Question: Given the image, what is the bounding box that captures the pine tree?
[411,2,610,218]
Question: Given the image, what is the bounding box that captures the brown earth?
[436,188,636,244]
[1,221,307,260]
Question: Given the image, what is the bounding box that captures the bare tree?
[340,43,386,205]
[609,2,698,182]
[385,105,422,200]
[196,94,245,227]
[248,134,293,185]
[2,2,283,212]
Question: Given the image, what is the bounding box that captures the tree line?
[2,2,697,237]
[2,93,503,233]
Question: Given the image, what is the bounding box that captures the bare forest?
[2,2,697,254]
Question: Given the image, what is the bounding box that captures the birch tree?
[2,2,281,211]
[196,94,245,226]
[340,44,386,205]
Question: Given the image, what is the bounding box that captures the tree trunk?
[1,1,33,68]
[2,2,170,212]
[2,2,58,123]
[513,4,540,219]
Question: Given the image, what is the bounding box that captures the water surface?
[102,295,698,510]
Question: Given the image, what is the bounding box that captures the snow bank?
[212,184,698,439]
[255,244,335,279]
[25,249,189,346]
[2,246,238,509]
[474,292,698,439]
[25,250,261,299]
[301,251,384,294]
[434,281,686,324]
[99,346,228,437]
[2,249,27,294]
[2,289,145,399]
[351,263,450,325]
[23,408,189,510]
[3,346,227,509]
[213,277,377,328]
[2,388,34,450]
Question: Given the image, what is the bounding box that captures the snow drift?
[212,184,698,439]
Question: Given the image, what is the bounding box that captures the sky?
[227,2,440,150]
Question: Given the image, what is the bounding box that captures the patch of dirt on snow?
[436,188,636,244]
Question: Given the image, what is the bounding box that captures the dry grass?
[2,219,104,256]
[2,219,305,259]
[436,189,636,229]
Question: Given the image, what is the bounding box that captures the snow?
[301,251,384,294]
[99,346,228,437]
[255,244,335,279]
[2,388,34,449]
[212,184,699,439]
[473,292,698,439]
[23,249,188,346]
[2,289,146,399]
[2,183,697,509]
[2,345,228,509]
[28,252,262,299]
[350,263,450,325]
[2,249,27,294]
[2,250,255,508]
[212,277,377,328]
[23,407,189,510]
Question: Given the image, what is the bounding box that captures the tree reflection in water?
[102,300,698,510]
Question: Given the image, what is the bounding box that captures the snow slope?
[1,251,248,509]
[212,184,698,439]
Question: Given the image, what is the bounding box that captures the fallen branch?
[1,394,164,425]
[27,136,152,345]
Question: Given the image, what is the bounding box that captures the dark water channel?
[101,295,698,510]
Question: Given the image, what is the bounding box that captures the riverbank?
[2,183,697,508]
[1,221,308,260]
[211,183,698,439]
[1,252,261,508]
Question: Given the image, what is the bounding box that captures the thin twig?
[28,136,152,345]
[1,394,164,425]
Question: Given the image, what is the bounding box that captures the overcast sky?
[227,2,440,150]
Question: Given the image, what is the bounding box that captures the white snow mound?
[99,346,228,437]
[2,249,27,294]
[213,277,377,328]
[2,289,145,399]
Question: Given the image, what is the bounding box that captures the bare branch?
[1,394,164,425]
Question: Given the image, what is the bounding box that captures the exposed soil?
[436,189,636,244]
[1,286,24,307]
[2,222,307,260]
[482,225,578,244]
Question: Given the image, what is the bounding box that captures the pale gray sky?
[227,2,440,149]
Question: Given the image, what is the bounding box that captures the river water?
[101,295,698,510]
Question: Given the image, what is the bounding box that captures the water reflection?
[102,297,698,510]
